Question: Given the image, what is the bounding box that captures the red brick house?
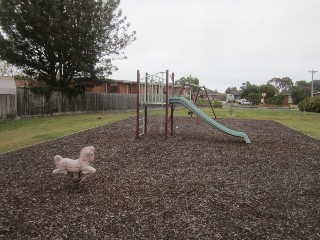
[85,80,135,94]
[12,77,188,96]
[282,93,293,106]
[85,79,187,96]
[196,89,222,100]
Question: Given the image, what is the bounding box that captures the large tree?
[0,60,14,76]
[313,80,320,92]
[295,80,309,88]
[291,80,311,104]
[225,86,238,94]
[247,92,261,105]
[258,84,279,100]
[291,87,310,104]
[267,77,293,91]
[0,0,135,95]
[240,81,259,99]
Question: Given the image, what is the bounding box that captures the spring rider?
[52,146,96,187]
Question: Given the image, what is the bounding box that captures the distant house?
[226,90,242,102]
[230,90,242,101]
[281,91,293,106]
[15,79,31,89]
[85,80,135,94]
[196,89,222,100]
[226,94,233,102]
[0,76,16,95]
[10,77,188,96]
[86,79,187,96]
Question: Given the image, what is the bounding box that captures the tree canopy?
[0,0,136,95]
[225,86,238,94]
[291,87,310,104]
[295,80,309,88]
[175,76,200,93]
[0,60,14,76]
[247,92,261,105]
[267,77,293,91]
[313,80,320,92]
[240,81,259,99]
[258,84,279,100]
[225,76,318,105]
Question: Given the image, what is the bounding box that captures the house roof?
[0,76,16,94]
[198,89,222,95]
[15,79,30,88]
[109,79,134,84]
[110,79,184,88]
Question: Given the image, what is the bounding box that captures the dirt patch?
[1,116,319,239]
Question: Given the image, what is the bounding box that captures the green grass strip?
[0,107,319,153]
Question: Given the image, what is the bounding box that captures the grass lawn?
[0,107,319,153]
[0,112,135,153]
[200,107,320,139]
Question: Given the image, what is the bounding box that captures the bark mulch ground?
[1,116,320,239]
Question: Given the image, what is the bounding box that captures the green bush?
[196,99,206,106]
[212,100,222,108]
[298,97,320,113]
[271,94,284,106]
[247,92,261,105]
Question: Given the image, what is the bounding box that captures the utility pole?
[309,70,317,97]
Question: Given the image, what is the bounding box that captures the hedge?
[298,97,320,113]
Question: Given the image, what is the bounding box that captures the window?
[110,83,118,93]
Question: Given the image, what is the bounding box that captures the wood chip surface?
[1,116,319,239]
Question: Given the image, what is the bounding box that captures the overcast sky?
[111,0,320,93]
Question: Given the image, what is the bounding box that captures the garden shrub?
[197,99,206,106]
[298,97,320,113]
[271,94,284,106]
[212,100,222,108]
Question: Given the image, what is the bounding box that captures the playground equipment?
[52,146,96,187]
[135,70,251,143]
[176,83,216,119]
[169,97,251,143]
[136,70,172,139]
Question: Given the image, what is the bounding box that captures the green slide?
[169,97,251,144]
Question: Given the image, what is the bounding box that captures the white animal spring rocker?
[52,146,96,187]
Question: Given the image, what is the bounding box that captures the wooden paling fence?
[0,94,16,119]
[1,89,139,119]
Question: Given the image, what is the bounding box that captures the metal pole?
[145,73,148,134]
[136,70,140,139]
[194,87,200,104]
[159,75,163,134]
[204,86,217,119]
[309,70,317,97]
[189,75,192,101]
[171,72,175,97]
[159,76,161,102]
[171,72,174,136]
[165,70,169,140]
